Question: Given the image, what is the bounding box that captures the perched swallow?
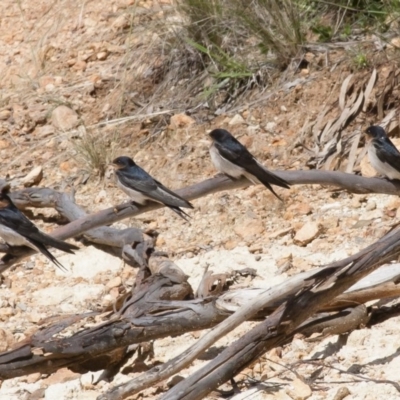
[366,125,400,180]
[208,129,290,200]
[0,184,78,271]
[112,156,193,221]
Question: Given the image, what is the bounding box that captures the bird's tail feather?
[41,236,79,254]
[254,161,290,189]
[169,206,191,222]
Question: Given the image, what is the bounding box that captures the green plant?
[352,51,369,69]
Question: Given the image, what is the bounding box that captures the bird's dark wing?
[117,168,193,209]
[0,197,78,253]
[214,138,290,190]
[374,137,400,171]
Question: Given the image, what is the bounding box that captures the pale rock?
[58,245,122,279]
[26,373,42,384]
[240,135,253,148]
[246,125,259,135]
[0,140,10,149]
[113,14,129,29]
[84,17,97,27]
[169,113,195,129]
[0,328,14,352]
[41,368,79,385]
[38,75,55,88]
[228,113,245,126]
[365,200,376,211]
[0,110,11,120]
[287,378,312,399]
[51,105,79,130]
[33,125,55,138]
[21,166,43,187]
[96,51,108,60]
[287,202,312,215]
[360,155,377,177]
[293,222,321,246]
[72,60,87,71]
[0,307,13,320]
[44,379,81,399]
[33,284,105,307]
[390,37,400,48]
[265,121,277,131]
[107,276,122,289]
[234,219,264,238]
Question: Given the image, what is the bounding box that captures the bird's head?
[209,129,232,142]
[111,156,136,170]
[365,125,386,140]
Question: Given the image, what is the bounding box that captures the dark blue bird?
[0,184,78,271]
[209,129,290,200]
[112,156,193,221]
[366,125,400,180]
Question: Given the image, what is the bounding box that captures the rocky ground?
[1,0,400,399]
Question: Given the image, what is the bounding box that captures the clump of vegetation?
[73,129,121,177]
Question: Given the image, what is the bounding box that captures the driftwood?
[0,228,400,397]
[1,171,400,399]
[1,170,400,272]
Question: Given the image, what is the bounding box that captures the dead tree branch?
[1,170,399,272]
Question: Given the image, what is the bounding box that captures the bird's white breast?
[0,224,39,252]
[368,145,400,180]
[209,145,244,178]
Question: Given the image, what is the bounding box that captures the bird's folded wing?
[374,138,400,170]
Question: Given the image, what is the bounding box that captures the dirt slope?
[1,0,400,399]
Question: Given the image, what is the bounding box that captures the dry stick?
[99,225,400,400]
[1,170,399,271]
[158,227,400,400]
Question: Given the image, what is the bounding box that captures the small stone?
[59,160,76,172]
[21,166,43,187]
[38,75,55,88]
[234,220,264,238]
[51,105,79,130]
[96,51,108,60]
[240,135,253,148]
[265,121,277,131]
[390,37,400,48]
[0,139,10,149]
[224,240,238,250]
[228,113,245,126]
[351,197,362,209]
[107,276,122,289]
[300,68,309,75]
[33,124,55,138]
[169,113,195,129]
[332,387,351,400]
[287,203,312,215]
[287,378,312,400]
[26,372,42,384]
[365,201,376,211]
[0,109,11,120]
[72,60,87,71]
[293,222,321,246]
[0,328,14,352]
[0,307,13,320]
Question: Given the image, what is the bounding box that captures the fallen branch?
[2,170,399,272]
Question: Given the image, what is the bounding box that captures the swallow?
[112,156,193,221]
[0,184,78,271]
[208,129,290,200]
[365,125,400,180]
